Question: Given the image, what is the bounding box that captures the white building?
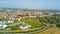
[3,25,8,29]
[20,23,31,30]
[0,21,8,29]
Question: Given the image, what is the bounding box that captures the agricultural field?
[38,27,60,34]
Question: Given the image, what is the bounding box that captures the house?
[7,20,14,23]
[29,16,36,18]
[16,17,22,21]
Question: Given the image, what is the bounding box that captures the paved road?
[7,22,21,27]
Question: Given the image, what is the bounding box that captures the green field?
[22,18,46,28]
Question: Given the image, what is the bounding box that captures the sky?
[0,0,60,9]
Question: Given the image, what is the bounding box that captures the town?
[0,9,60,34]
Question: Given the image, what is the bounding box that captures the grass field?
[22,18,46,28]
